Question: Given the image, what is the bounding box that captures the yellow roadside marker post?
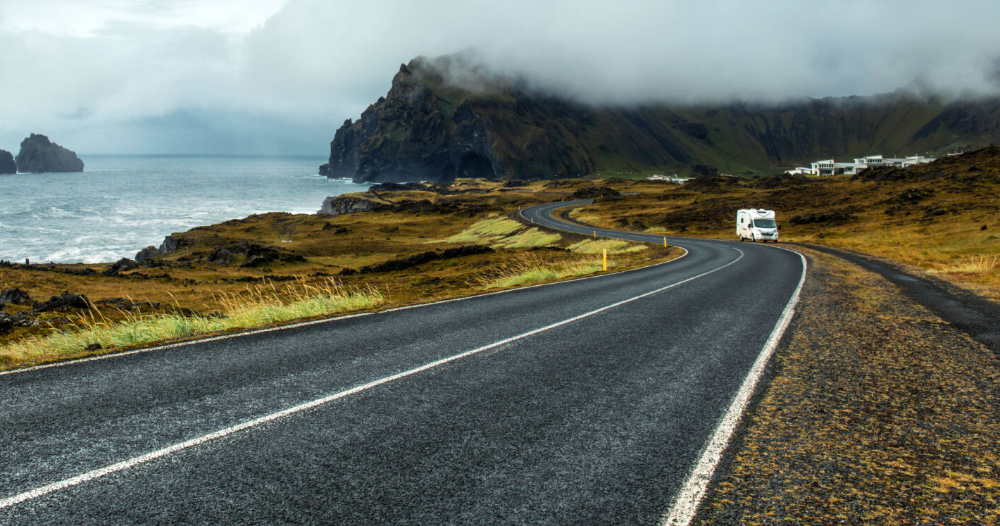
[593,231,596,238]
[603,248,607,271]
[664,236,667,248]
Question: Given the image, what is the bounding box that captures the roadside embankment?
[696,247,1000,524]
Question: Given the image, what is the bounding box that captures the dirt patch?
[697,248,1000,524]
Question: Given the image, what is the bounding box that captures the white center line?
[0,248,744,510]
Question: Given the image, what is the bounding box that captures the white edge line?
[659,247,808,526]
[0,246,743,510]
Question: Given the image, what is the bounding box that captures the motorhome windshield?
[753,219,776,229]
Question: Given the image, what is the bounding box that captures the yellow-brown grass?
[568,156,1000,299]
[0,178,681,370]
[0,280,383,368]
[470,253,611,290]
[698,248,1000,524]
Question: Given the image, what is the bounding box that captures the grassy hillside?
[572,147,1000,299]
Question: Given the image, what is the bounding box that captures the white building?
[902,155,937,167]
[647,174,690,183]
[797,153,936,177]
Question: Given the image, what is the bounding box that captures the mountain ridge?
[321,54,1000,182]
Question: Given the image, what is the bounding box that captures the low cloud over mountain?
[2,0,1000,154]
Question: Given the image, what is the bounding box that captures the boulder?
[135,235,180,263]
[0,288,31,306]
[319,195,390,215]
[321,223,349,234]
[14,134,84,173]
[104,258,139,275]
[0,312,36,335]
[207,246,235,266]
[0,149,15,174]
[32,292,92,313]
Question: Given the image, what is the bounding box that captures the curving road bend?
[0,201,804,525]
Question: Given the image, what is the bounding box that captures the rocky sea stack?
[0,149,15,174]
[15,134,84,173]
[321,52,1000,183]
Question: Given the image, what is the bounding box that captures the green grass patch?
[493,228,562,249]
[444,216,523,243]
[473,254,612,290]
[443,216,561,249]
[567,239,648,254]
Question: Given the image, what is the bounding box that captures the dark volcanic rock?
[15,134,84,173]
[571,187,622,199]
[207,246,235,266]
[340,245,494,275]
[0,288,31,306]
[32,292,92,313]
[231,241,305,268]
[94,297,160,310]
[135,235,180,263]
[0,149,15,174]
[104,258,139,275]
[135,246,160,263]
[0,312,36,335]
[319,195,389,215]
[322,223,349,234]
[896,188,934,203]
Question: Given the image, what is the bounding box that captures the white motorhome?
[736,209,779,242]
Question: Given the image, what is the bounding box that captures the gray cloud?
[1,0,999,155]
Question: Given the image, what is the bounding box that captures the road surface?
[0,200,805,525]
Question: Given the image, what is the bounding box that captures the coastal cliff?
[15,134,84,173]
[321,53,1000,182]
[0,150,15,174]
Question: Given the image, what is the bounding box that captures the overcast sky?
[2,0,999,155]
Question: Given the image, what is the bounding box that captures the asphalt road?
[0,201,804,525]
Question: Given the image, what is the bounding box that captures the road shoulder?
[696,247,1000,524]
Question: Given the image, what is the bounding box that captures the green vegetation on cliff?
[321,53,1000,182]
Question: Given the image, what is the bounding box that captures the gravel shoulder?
[696,246,1000,524]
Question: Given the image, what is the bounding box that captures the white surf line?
[660,248,808,526]
[0,248,744,510]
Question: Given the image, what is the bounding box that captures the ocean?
[0,155,365,264]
